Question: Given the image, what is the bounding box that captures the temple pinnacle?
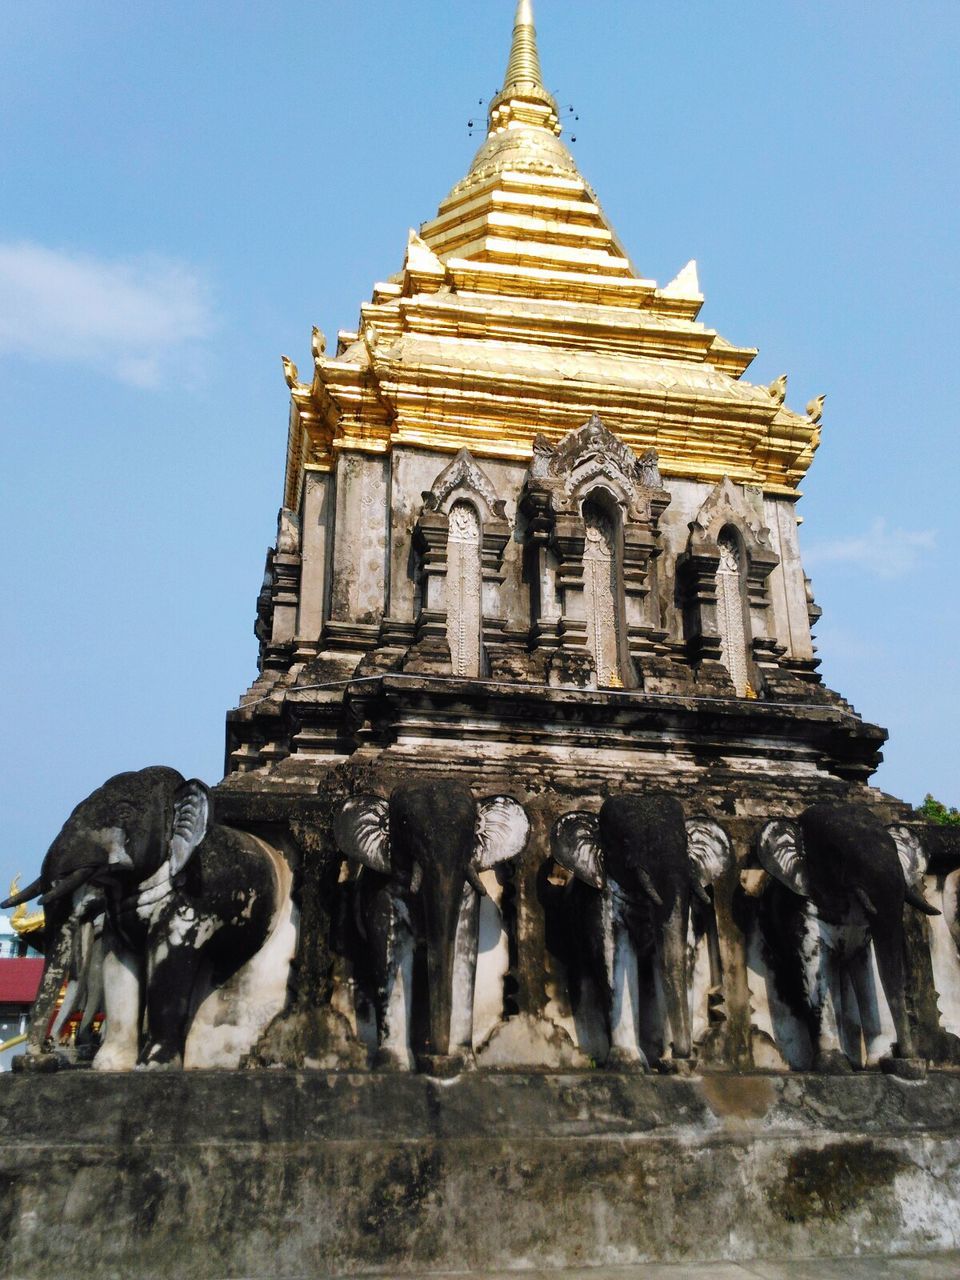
[503,0,544,93]
[487,0,561,138]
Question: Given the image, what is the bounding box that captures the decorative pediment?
[421,448,507,522]
[525,414,666,521]
[688,477,772,559]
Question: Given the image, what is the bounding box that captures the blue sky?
[1,1,958,888]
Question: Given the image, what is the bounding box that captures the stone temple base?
[2,1071,959,1278]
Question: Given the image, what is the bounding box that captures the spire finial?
[503,0,544,92]
[487,0,561,138]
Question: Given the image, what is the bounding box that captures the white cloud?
[805,518,935,580]
[0,241,214,388]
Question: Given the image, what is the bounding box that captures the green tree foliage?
[917,794,960,827]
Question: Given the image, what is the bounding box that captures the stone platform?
[341,1260,960,1279]
[1,1071,959,1279]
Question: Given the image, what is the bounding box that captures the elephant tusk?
[854,886,878,917]
[49,978,81,1042]
[905,885,940,916]
[466,865,488,897]
[1,876,43,909]
[689,875,711,907]
[39,867,97,906]
[637,867,663,908]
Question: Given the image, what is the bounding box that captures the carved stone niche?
[405,449,511,677]
[677,478,779,696]
[520,414,671,690]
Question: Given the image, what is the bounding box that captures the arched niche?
[407,449,511,677]
[520,415,671,689]
[678,477,779,695]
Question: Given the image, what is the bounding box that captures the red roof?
[0,958,43,1005]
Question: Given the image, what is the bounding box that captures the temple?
[203,1,960,1085]
[225,1,868,787]
[5,6,960,1275]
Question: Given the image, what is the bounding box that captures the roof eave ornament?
[487,0,562,138]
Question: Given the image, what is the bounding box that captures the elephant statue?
[3,766,296,1071]
[551,793,731,1072]
[333,779,529,1071]
[757,801,938,1077]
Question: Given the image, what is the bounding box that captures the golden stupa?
[281,0,819,511]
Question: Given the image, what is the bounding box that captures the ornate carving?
[687,476,772,551]
[422,447,507,520]
[524,414,666,522]
[716,533,749,697]
[638,448,662,489]
[447,502,483,678]
[521,417,672,686]
[582,502,622,687]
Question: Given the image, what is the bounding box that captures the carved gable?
[525,414,665,521]
[688,476,771,557]
[422,448,506,521]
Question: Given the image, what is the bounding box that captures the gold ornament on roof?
[806,395,826,424]
[8,877,44,936]
[281,355,300,390]
[767,374,788,405]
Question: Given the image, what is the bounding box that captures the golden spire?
[488,0,561,138]
[503,0,543,91]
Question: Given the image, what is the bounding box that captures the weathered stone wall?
[1,1071,958,1279]
[292,441,814,666]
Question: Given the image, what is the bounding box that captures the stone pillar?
[295,470,334,660]
[522,489,562,661]
[677,547,728,668]
[406,510,452,672]
[479,517,512,673]
[550,516,595,688]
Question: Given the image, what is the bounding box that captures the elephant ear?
[168,779,211,876]
[686,818,733,888]
[474,796,529,870]
[888,825,939,915]
[889,825,927,890]
[551,812,604,890]
[332,795,391,874]
[757,819,809,897]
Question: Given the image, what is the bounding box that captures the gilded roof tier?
[282,0,821,508]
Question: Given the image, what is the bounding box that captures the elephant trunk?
[421,871,469,1059]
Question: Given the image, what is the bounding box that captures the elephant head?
[757,801,937,1074]
[334,780,528,1068]
[552,793,731,1069]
